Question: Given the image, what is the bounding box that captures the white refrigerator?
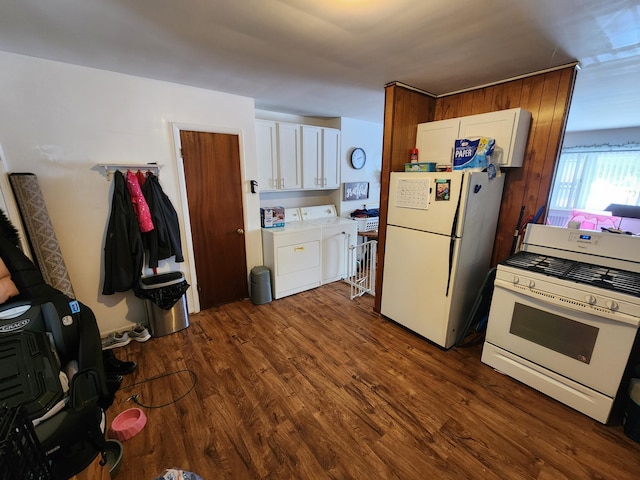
[381,171,505,349]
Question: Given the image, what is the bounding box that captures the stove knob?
[512,276,520,285]
[584,295,597,305]
[606,300,619,311]
[528,280,535,288]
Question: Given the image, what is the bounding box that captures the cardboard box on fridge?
[260,207,285,228]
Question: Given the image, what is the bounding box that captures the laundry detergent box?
[453,137,495,171]
[260,206,285,228]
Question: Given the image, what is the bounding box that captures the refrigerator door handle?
[446,238,455,296]
[451,173,466,237]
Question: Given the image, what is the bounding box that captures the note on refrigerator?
[396,178,430,210]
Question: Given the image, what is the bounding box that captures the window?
[549,144,640,217]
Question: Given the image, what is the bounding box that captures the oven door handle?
[493,278,640,328]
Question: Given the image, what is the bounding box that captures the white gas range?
[482,224,640,423]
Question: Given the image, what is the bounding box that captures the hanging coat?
[102,171,144,294]
[141,173,184,269]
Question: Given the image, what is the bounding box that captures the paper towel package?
[453,137,495,171]
[260,207,285,228]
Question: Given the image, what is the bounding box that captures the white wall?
[338,118,383,216]
[563,126,640,147]
[0,51,261,335]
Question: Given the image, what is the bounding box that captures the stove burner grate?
[566,264,640,297]
[503,252,576,277]
[502,251,640,298]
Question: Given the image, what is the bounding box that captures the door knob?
[236,228,245,235]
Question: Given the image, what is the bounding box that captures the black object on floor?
[456,267,497,347]
[0,404,54,480]
[103,350,137,375]
[103,374,122,410]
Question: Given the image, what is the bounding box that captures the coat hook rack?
[95,163,162,181]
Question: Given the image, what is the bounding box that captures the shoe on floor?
[104,373,123,405]
[101,332,131,350]
[106,372,124,384]
[128,324,151,342]
[103,349,137,375]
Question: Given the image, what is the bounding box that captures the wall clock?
[350,147,366,169]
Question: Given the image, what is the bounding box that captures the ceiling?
[1,0,639,132]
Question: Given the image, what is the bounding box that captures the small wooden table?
[358,230,378,240]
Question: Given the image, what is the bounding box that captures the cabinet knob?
[236,228,244,235]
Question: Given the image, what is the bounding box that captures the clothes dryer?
[261,208,322,299]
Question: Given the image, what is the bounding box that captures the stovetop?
[502,251,640,298]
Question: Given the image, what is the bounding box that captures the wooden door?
[180,130,248,309]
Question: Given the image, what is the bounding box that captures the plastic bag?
[154,469,203,480]
[135,279,190,310]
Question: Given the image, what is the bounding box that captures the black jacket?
[102,171,144,294]
[141,173,184,268]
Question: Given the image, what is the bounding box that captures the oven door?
[484,280,638,397]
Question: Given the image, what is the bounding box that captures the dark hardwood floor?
[106,282,640,479]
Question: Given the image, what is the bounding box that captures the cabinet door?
[459,110,516,166]
[301,125,322,189]
[415,118,460,164]
[256,120,278,191]
[277,123,303,190]
[322,128,341,189]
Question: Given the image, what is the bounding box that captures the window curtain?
[550,143,640,212]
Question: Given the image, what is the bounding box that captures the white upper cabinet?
[416,108,531,168]
[321,128,341,190]
[277,122,303,190]
[302,125,322,189]
[458,108,531,168]
[415,118,460,164]
[302,125,341,190]
[256,120,278,191]
[258,121,341,192]
[256,120,303,191]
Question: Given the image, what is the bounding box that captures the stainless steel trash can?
[139,272,190,337]
[250,266,272,305]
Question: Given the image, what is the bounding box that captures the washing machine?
[261,208,322,299]
[300,205,358,285]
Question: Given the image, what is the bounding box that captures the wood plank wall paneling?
[374,67,577,312]
[375,85,436,312]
